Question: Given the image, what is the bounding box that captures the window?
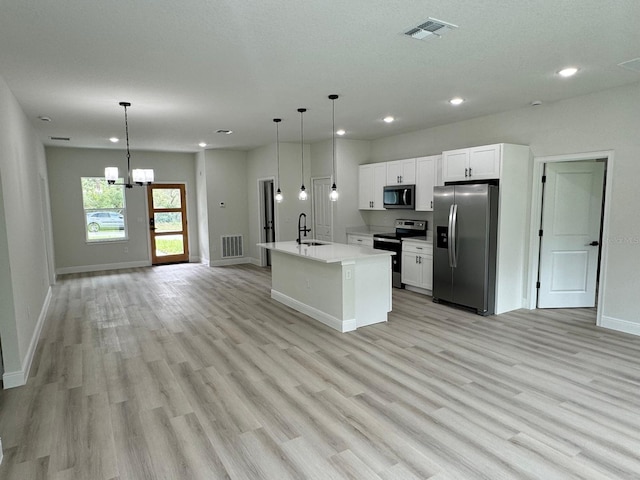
[81,177,127,242]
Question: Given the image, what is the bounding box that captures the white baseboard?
[0,436,3,465]
[599,315,640,337]
[271,289,356,333]
[209,257,254,267]
[56,260,151,275]
[2,287,52,389]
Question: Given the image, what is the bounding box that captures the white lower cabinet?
[347,234,373,247]
[401,241,433,291]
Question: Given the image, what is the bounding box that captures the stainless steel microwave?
[383,184,415,209]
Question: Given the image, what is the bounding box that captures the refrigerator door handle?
[450,204,458,268]
[447,204,454,267]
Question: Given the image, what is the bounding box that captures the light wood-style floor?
[1,263,639,479]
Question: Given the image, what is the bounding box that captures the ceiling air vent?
[618,58,640,73]
[49,136,70,141]
[404,17,458,40]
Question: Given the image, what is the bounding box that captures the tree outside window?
[81,177,127,242]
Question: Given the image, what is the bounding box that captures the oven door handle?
[374,238,401,245]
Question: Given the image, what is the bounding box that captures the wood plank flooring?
[1,263,639,479]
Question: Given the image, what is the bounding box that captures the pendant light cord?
[121,101,132,186]
[298,108,306,187]
[332,97,336,184]
[274,119,281,189]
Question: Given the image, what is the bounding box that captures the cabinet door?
[386,161,402,185]
[420,254,433,290]
[415,155,439,211]
[442,149,469,183]
[386,158,416,185]
[372,163,387,210]
[358,164,373,209]
[401,252,421,286]
[469,144,501,179]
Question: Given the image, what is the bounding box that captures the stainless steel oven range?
[373,219,427,288]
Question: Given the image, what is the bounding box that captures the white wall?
[46,147,199,273]
[369,81,640,331]
[0,75,53,386]
[202,149,251,264]
[246,142,311,261]
[195,151,210,264]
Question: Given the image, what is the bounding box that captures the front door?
[147,184,189,265]
[538,161,605,308]
[313,177,332,241]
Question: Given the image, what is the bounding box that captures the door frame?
[311,175,333,242]
[257,176,277,267]
[146,182,190,265]
[526,150,614,327]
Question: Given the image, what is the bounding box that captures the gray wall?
[0,75,53,382]
[202,149,251,264]
[46,147,199,272]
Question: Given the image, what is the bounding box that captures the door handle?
[465,168,468,177]
[468,167,472,177]
[149,218,155,231]
[586,241,599,246]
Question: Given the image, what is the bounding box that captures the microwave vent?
[404,18,458,41]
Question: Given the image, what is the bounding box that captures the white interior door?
[538,161,605,308]
[313,177,333,241]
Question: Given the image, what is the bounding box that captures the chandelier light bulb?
[275,188,283,203]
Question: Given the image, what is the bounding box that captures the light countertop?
[345,225,392,237]
[257,240,394,264]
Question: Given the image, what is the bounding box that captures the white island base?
[258,242,393,332]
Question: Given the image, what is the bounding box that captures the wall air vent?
[618,58,640,73]
[221,235,243,258]
[404,17,458,40]
[49,136,70,141]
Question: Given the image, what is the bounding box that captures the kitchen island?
[257,241,394,332]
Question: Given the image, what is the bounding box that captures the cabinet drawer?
[402,242,432,255]
[347,234,373,247]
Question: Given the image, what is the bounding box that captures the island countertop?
[257,240,394,264]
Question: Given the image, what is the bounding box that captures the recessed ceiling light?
[558,67,579,77]
[383,116,395,123]
[109,137,119,143]
[336,129,346,136]
[449,97,464,105]
[216,129,233,135]
[198,142,207,148]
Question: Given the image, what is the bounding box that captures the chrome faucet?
[297,213,311,244]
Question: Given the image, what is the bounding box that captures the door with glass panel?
[147,184,189,264]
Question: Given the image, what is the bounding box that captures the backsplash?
[360,210,432,230]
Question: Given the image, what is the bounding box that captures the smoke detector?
[404,17,458,41]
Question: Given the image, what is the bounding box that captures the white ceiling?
[1,0,639,152]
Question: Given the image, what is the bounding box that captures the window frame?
[81,177,129,243]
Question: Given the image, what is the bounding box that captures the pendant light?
[273,118,283,203]
[297,107,308,201]
[105,102,154,188]
[328,94,339,202]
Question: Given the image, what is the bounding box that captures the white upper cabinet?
[415,155,441,211]
[386,158,416,185]
[358,163,387,210]
[442,144,501,183]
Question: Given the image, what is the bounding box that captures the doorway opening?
[258,178,276,267]
[528,151,613,325]
[312,176,333,242]
[147,184,189,265]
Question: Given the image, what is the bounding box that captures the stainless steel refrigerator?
[432,183,498,315]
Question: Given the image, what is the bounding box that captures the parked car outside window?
[86,211,125,232]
